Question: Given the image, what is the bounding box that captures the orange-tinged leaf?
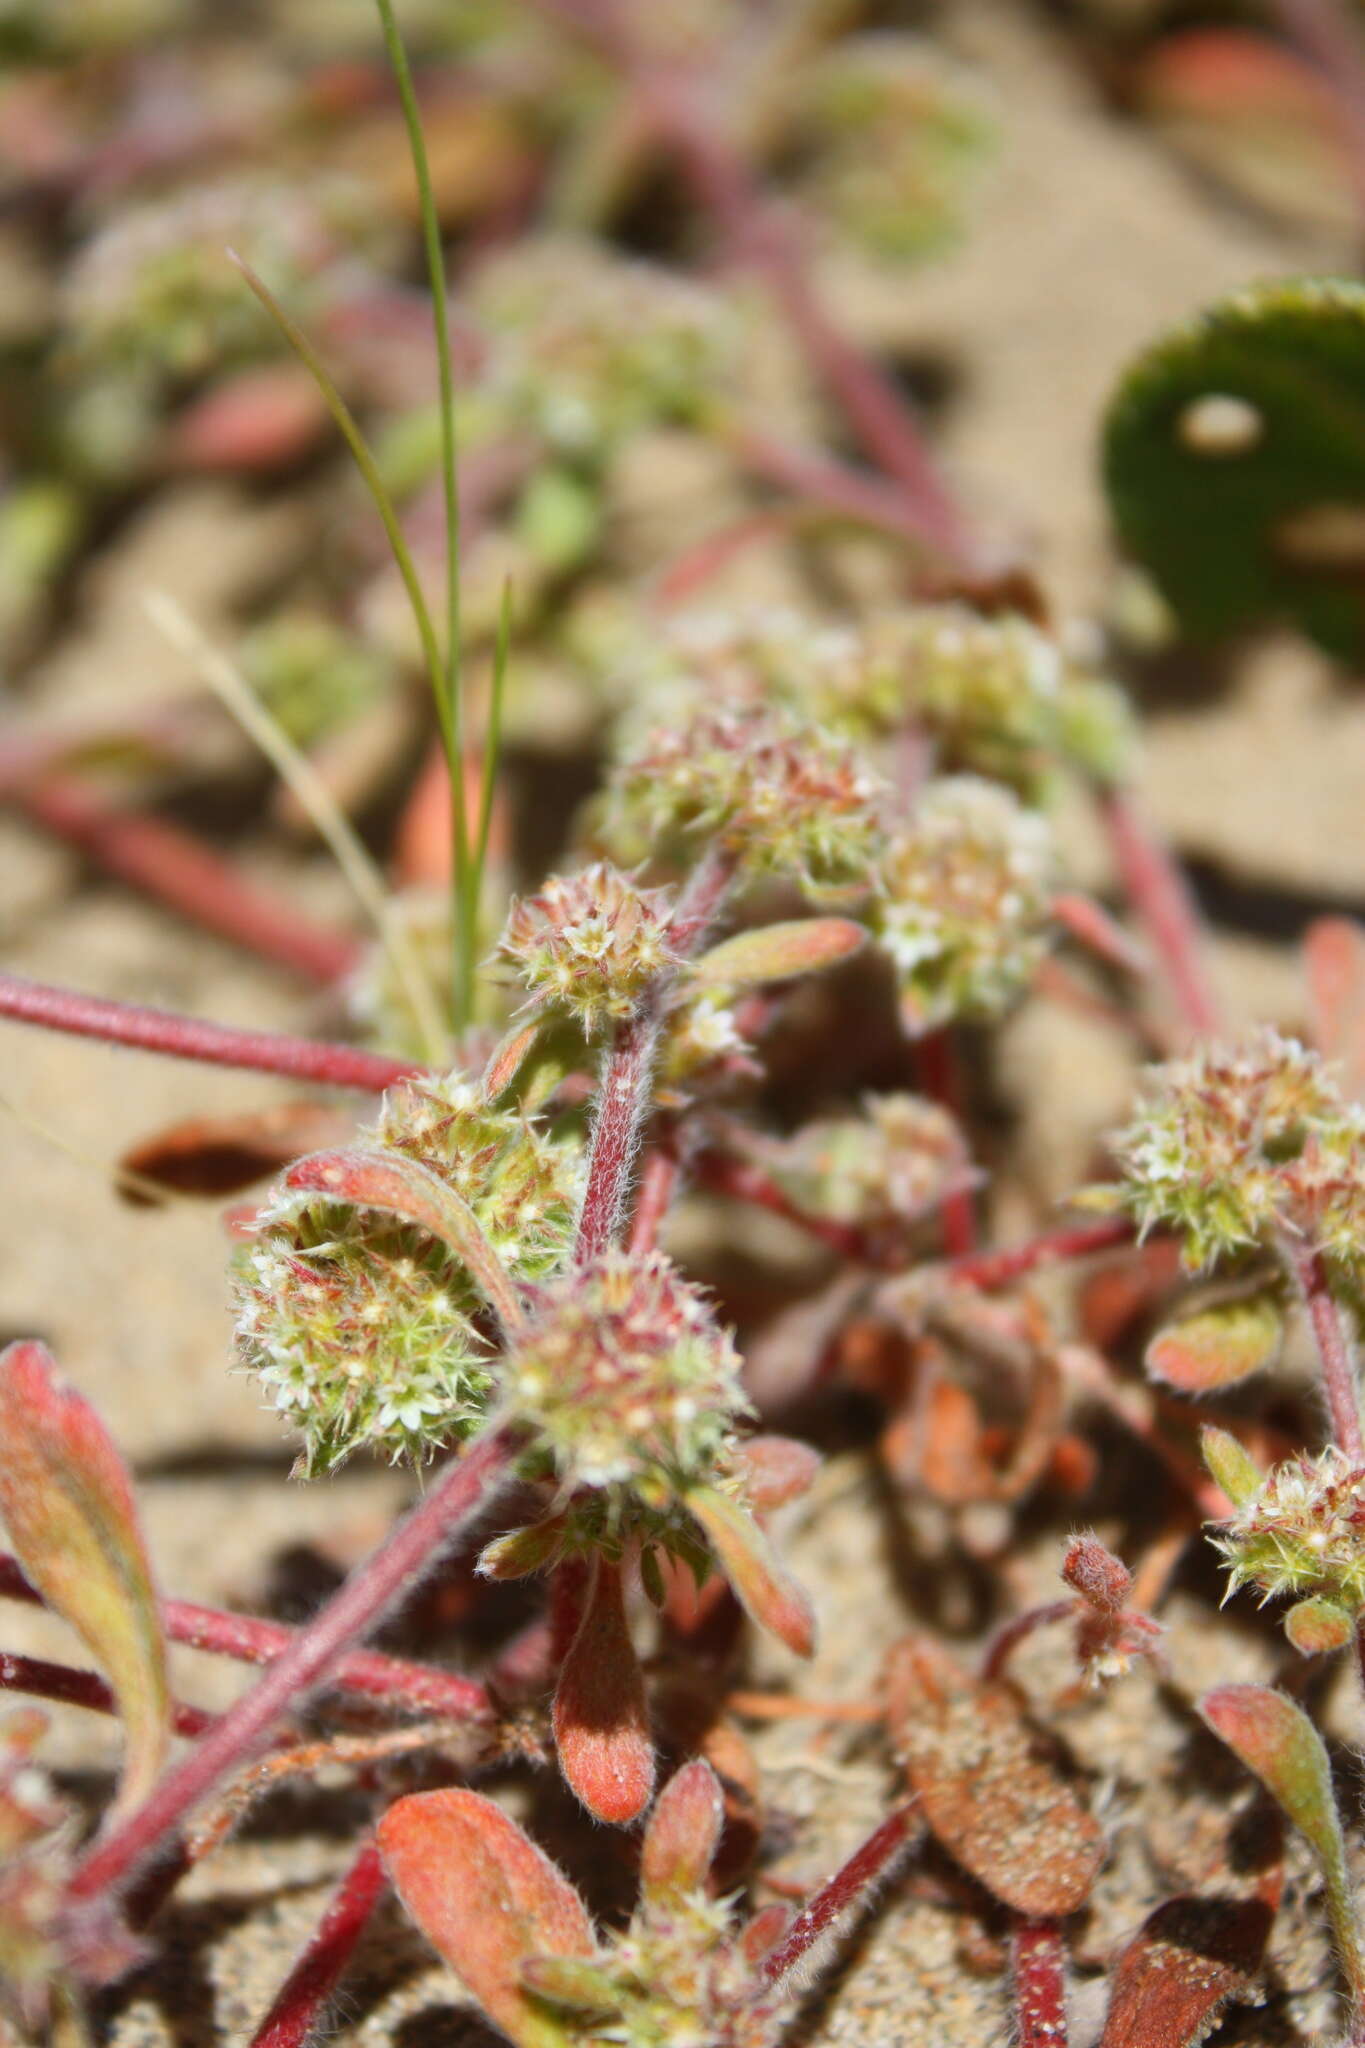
[690,918,866,987]
[687,1488,816,1659]
[1098,1893,1274,2048]
[731,1435,820,1511]
[639,1760,723,1902]
[377,1789,592,2048]
[553,1560,654,1827]
[885,1634,1102,1916]
[1284,1595,1355,1657]
[1145,1291,1283,1395]
[0,1342,168,1819]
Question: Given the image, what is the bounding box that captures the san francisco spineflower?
[470,236,738,461]
[498,863,679,1036]
[234,1074,580,1474]
[739,1093,970,1246]
[379,1763,804,2048]
[1106,1030,1362,1273]
[1210,1441,1365,1615]
[871,775,1055,1033]
[597,700,884,899]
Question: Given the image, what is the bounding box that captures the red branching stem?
[0,972,419,1091]
[1012,1916,1069,2048]
[0,1649,215,1740]
[18,777,359,985]
[248,1840,387,2048]
[979,1602,1077,1685]
[724,426,933,547]
[1284,1237,1364,1462]
[65,1426,519,1907]
[532,0,972,568]
[627,1147,679,1254]
[576,851,734,1262]
[691,1149,879,1263]
[0,1554,491,1721]
[1269,0,1365,224]
[1099,788,1220,1040]
[760,1804,917,1990]
[938,1215,1137,1293]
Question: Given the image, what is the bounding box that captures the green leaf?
[1200,1425,1263,1509]
[1200,1684,1365,2005]
[0,1342,169,1820]
[1103,279,1365,659]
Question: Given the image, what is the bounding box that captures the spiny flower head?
[235,1075,579,1474]
[1213,1447,1365,1611]
[471,236,737,459]
[787,33,993,265]
[599,701,884,898]
[61,172,385,381]
[1107,1030,1352,1271]
[504,1251,748,1495]
[872,775,1055,1033]
[749,1093,969,1240]
[499,863,679,1035]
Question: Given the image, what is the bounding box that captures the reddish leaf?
[481,1021,542,1103]
[1098,1894,1274,2048]
[687,1488,816,1659]
[0,1342,168,1819]
[1304,917,1365,1100]
[1145,1292,1283,1395]
[119,1102,352,1204]
[731,1436,821,1511]
[1284,1596,1355,1657]
[639,1760,723,1902]
[284,1146,523,1334]
[553,1559,655,1826]
[885,1634,1103,1916]
[377,1789,592,2048]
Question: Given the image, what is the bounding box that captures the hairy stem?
[1012,1917,1069,2048]
[0,1650,214,1740]
[1099,788,1220,1040]
[937,1215,1137,1293]
[0,1555,491,1722]
[1284,1238,1364,1462]
[65,1426,518,1907]
[760,1804,917,1990]
[575,850,734,1262]
[0,972,419,1091]
[248,1840,386,2048]
[17,777,358,986]
[979,1602,1077,1685]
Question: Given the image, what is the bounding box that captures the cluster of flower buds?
[1106,1030,1365,1275]
[598,700,884,899]
[379,1762,799,2048]
[787,33,993,264]
[743,1092,970,1242]
[470,236,738,462]
[1204,1430,1365,1651]
[61,172,386,382]
[234,1073,580,1473]
[498,862,679,1037]
[872,775,1056,1033]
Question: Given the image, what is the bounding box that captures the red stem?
[65,1426,518,1907]
[979,1601,1077,1685]
[627,1147,679,1254]
[1012,1917,1069,2048]
[0,1649,215,1739]
[0,972,419,1091]
[938,1215,1137,1293]
[1284,1238,1364,1461]
[575,852,733,1263]
[691,1149,880,1264]
[760,1804,917,1990]
[18,776,358,986]
[248,1840,387,2048]
[1099,789,1220,1040]
[0,1554,491,1721]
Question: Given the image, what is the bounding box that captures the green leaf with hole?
[1102,278,1365,659]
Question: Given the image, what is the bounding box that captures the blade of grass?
[373,0,473,1037]
[145,591,447,1067]
[470,579,513,946]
